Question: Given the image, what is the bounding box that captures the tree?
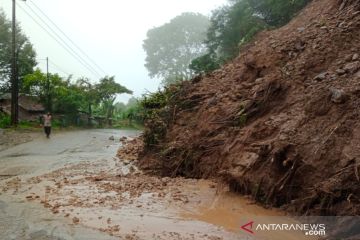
[22,69,63,110]
[96,76,132,121]
[76,78,100,124]
[22,69,81,114]
[247,0,311,27]
[52,81,85,115]
[0,10,37,91]
[191,0,311,74]
[205,1,266,62]
[143,12,210,85]
[189,52,220,74]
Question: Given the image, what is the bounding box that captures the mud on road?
[0,130,309,240]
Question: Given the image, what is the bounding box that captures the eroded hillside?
[140,0,360,216]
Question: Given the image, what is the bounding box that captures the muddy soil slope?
[140,0,360,216]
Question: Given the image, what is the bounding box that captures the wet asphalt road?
[0,130,304,240]
[0,129,138,240]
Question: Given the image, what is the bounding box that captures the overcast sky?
[0,0,227,103]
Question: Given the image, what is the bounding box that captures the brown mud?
[139,0,360,220]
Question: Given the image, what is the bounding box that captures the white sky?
[0,0,227,103]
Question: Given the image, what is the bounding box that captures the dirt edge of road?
[0,128,42,152]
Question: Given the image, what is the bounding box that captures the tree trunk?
[88,103,92,126]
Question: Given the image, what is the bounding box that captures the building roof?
[0,93,45,112]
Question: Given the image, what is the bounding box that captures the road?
[0,129,310,240]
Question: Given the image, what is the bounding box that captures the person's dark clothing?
[44,126,51,138]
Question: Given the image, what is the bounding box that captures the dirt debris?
[0,153,233,239]
[138,0,360,219]
[117,137,144,162]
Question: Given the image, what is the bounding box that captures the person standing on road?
[43,112,52,138]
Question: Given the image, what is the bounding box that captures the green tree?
[191,0,310,74]
[205,1,266,62]
[23,69,81,113]
[247,0,311,27]
[76,78,100,124]
[22,69,63,110]
[96,76,132,121]
[114,102,126,118]
[189,52,220,74]
[52,80,85,115]
[143,12,210,85]
[0,10,37,91]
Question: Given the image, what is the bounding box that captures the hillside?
[139,0,360,217]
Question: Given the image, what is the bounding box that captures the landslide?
[140,0,360,216]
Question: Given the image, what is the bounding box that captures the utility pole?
[46,57,50,111]
[10,0,18,126]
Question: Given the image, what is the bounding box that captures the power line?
[23,2,103,78]
[19,2,102,78]
[48,60,72,76]
[37,58,72,76]
[16,2,102,79]
[29,0,107,76]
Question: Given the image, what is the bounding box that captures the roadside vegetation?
[0,10,136,130]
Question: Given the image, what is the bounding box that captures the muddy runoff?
[0,130,315,240]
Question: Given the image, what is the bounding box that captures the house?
[0,93,45,121]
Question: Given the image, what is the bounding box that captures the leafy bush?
[0,114,11,128]
[140,84,181,148]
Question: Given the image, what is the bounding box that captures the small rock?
[119,136,127,142]
[297,27,305,32]
[352,53,359,61]
[345,54,354,62]
[330,88,348,104]
[343,61,360,74]
[336,69,346,75]
[255,78,264,84]
[338,21,346,28]
[109,136,115,141]
[356,71,360,79]
[295,41,305,51]
[313,72,327,81]
[72,217,80,224]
